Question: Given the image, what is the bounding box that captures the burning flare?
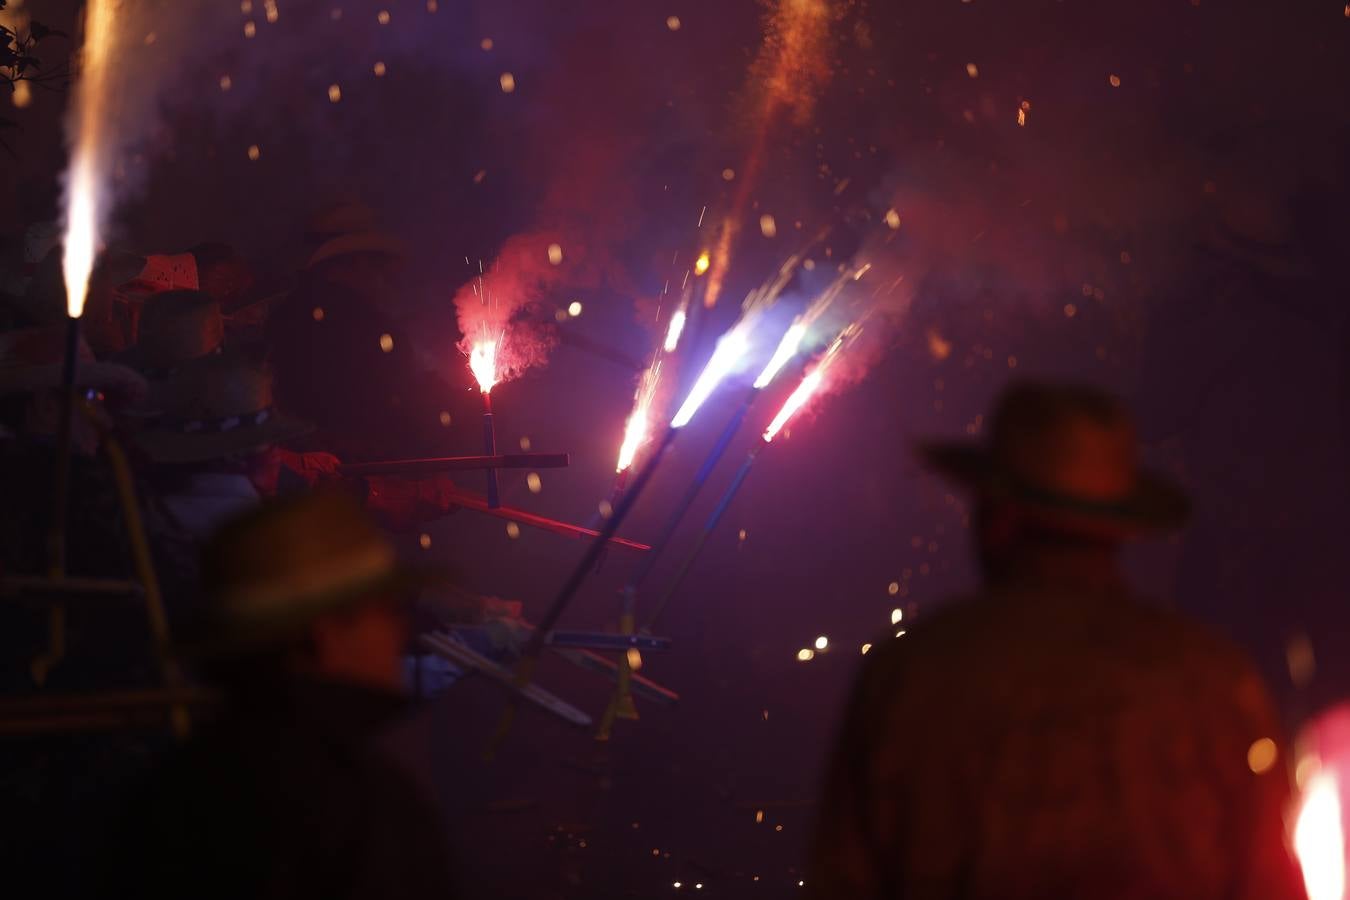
[1296,770,1346,900]
[469,334,500,393]
[663,303,689,353]
[694,252,711,276]
[617,362,662,473]
[753,318,807,389]
[61,0,119,318]
[763,370,823,442]
[670,329,750,428]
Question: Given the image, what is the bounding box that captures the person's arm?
[808,639,902,899]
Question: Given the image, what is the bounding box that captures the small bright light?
[966,62,979,78]
[373,61,387,77]
[426,0,438,10]
[673,883,682,890]
[419,533,432,549]
[796,648,814,662]
[598,499,614,519]
[480,37,493,50]
[567,301,583,317]
[505,522,521,539]
[891,608,903,625]
[1247,738,1278,774]
[759,214,778,238]
[627,648,643,671]
[1108,73,1121,87]
[439,411,452,426]
[694,251,711,275]
[1295,770,1345,900]
[500,72,516,93]
[861,643,872,654]
[755,809,764,823]
[519,436,531,450]
[888,581,900,595]
[895,629,907,637]
[884,208,901,230]
[312,307,325,322]
[377,9,391,25]
[243,20,257,38]
[721,167,736,181]
[379,333,394,352]
[327,84,342,103]
[547,243,563,265]
[695,884,703,891]
[527,472,542,494]
[247,144,261,161]
[814,635,828,651]
[666,15,681,30]
[219,75,233,91]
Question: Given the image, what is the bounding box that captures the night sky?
[3,0,1348,895]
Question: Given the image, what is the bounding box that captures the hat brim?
[918,441,1190,534]
[306,232,407,269]
[134,412,314,464]
[180,563,451,661]
[0,359,149,408]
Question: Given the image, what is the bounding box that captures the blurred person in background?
[809,381,1304,900]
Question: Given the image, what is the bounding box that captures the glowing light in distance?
[796,648,814,662]
[1295,770,1345,900]
[567,301,583,317]
[663,304,688,352]
[753,319,807,388]
[814,635,828,650]
[891,608,903,625]
[61,0,118,318]
[694,251,711,275]
[762,370,823,442]
[860,643,872,654]
[469,338,499,393]
[670,330,750,428]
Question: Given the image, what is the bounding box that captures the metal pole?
[645,441,763,631]
[487,424,679,757]
[482,391,500,509]
[32,316,81,685]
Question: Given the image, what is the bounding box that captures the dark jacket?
[104,676,456,899]
[809,575,1304,900]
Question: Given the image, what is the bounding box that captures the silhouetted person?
[809,382,1304,900]
[104,491,456,899]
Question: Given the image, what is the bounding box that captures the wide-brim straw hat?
[0,324,148,408]
[185,490,448,659]
[918,380,1189,537]
[133,352,311,464]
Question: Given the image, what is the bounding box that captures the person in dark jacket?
[808,381,1305,900]
[104,490,457,899]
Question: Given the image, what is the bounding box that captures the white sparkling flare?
[61,0,119,318]
[753,320,807,388]
[663,304,688,352]
[469,336,499,393]
[671,330,750,428]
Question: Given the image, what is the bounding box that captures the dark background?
[3,0,1348,896]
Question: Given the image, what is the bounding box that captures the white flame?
[670,329,749,428]
[1296,770,1346,900]
[753,319,807,389]
[663,304,689,353]
[61,0,119,319]
[469,337,499,393]
[762,370,823,443]
[616,362,661,473]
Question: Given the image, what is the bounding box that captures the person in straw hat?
[808,381,1303,900]
[103,490,457,899]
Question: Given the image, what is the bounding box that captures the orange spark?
[469,333,500,393]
